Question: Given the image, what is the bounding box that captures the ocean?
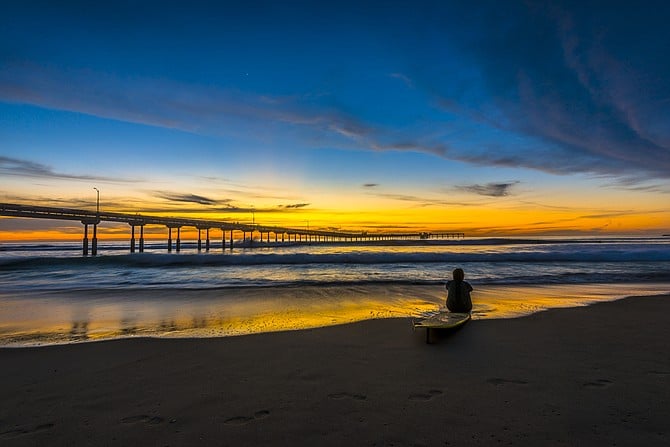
[1,237,669,346]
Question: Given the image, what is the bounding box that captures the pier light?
[93,187,100,214]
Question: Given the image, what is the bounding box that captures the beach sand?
[1,293,669,446]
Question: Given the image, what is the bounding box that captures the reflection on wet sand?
[120,319,137,336]
[69,304,90,341]
[159,320,178,333]
[192,317,207,329]
[69,321,89,341]
[0,283,667,347]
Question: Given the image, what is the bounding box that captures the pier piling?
[92,224,98,256]
[83,223,89,256]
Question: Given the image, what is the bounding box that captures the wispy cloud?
[368,191,482,208]
[2,1,668,184]
[0,64,376,150]
[155,192,221,206]
[0,155,133,182]
[1,193,154,212]
[389,73,415,89]
[280,203,310,209]
[148,192,311,214]
[456,182,519,197]
[600,177,670,194]
[417,2,670,182]
[0,217,83,232]
[579,209,667,220]
[363,183,379,188]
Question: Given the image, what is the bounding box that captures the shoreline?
[1,283,669,348]
[1,293,669,445]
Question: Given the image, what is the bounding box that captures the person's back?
[446,268,473,313]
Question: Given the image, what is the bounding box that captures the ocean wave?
[2,271,670,293]
[1,246,670,269]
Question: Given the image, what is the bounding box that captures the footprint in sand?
[328,392,367,401]
[121,415,164,425]
[224,410,271,425]
[408,389,443,401]
[223,416,254,426]
[487,378,529,386]
[582,379,614,388]
[0,423,54,439]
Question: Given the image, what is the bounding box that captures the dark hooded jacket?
[446,280,473,313]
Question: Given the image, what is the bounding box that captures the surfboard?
[413,312,471,343]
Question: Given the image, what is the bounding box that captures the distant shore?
[1,292,669,446]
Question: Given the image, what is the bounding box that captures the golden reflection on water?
[470,284,668,319]
[0,283,668,346]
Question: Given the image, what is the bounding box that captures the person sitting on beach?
[446,268,473,313]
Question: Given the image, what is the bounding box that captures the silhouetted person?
[445,268,473,313]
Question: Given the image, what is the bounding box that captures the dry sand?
[1,294,669,446]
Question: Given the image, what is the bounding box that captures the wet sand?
[1,293,669,446]
[3,283,668,346]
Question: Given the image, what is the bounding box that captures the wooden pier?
[0,203,464,256]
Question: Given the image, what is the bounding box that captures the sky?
[1,0,669,240]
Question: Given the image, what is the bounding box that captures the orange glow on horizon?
[2,182,668,241]
[2,202,667,241]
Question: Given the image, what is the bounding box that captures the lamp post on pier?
[93,187,100,214]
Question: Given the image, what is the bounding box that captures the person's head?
[452,268,465,281]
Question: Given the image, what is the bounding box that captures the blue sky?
[1,1,669,236]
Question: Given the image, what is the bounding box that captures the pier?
[0,203,464,256]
